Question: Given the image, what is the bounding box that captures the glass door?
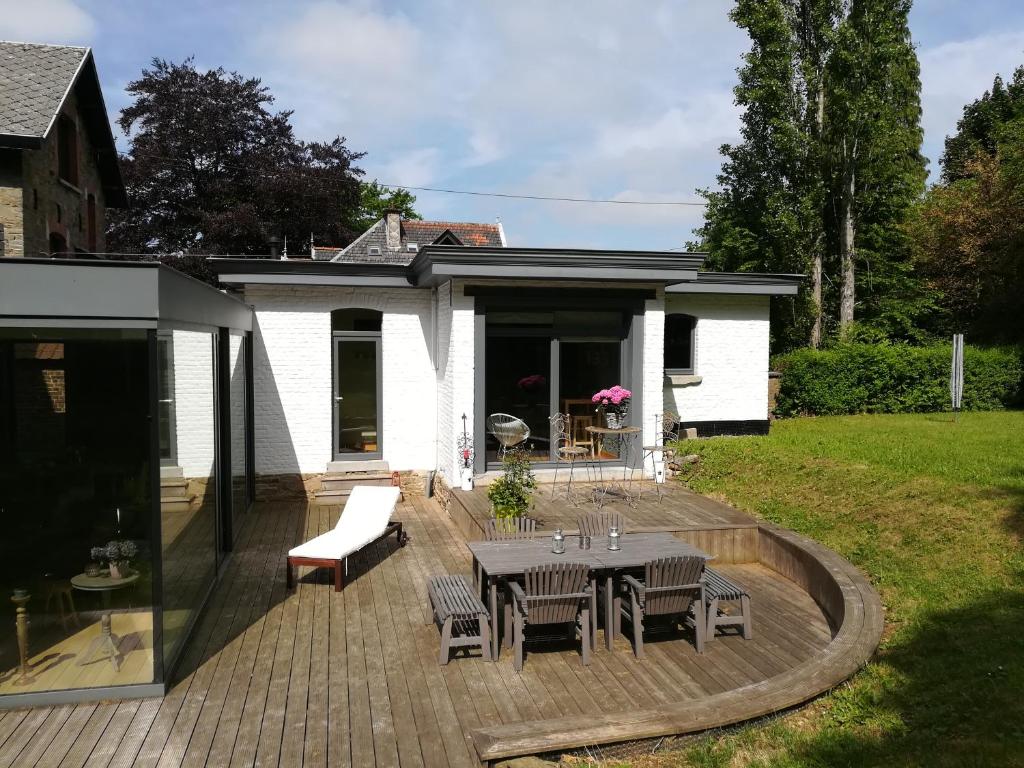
[333,336,382,459]
[559,340,622,461]
[157,332,177,465]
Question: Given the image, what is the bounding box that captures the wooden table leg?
[590,576,599,651]
[489,579,500,661]
[605,574,615,650]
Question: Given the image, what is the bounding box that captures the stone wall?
[0,89,108,258]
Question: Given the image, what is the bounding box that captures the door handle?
[158,399,173,404]
[334,396,343,401]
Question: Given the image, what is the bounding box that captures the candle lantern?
[552,529,565,554]
[607,525,621,551]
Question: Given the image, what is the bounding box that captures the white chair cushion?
[289,485,401,560]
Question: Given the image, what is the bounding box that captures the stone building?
[0,41,126,258]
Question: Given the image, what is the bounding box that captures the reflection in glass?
[0,330,155,695]
[334,338,380,455]
[158,329,217,668]
[228,333,248,527]
[560,341,621,460]
[484,336,551,462]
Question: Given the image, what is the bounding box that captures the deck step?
[319,472,394,491]
[160,497,192,513]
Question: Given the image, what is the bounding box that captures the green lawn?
[627,412,1024,768]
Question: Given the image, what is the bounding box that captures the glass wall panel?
[560,341,622,461]
[484,336,551,462]
[228,332,249,530]
[0,329,155,695]
[158,329,217,668]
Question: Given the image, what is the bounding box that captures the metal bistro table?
[468,532,712,659]
[70,570,140,671]
[586,425,643,506]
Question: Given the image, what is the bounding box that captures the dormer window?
[407,242,418,252]
[368,246,381,256]
[57,114,79,187]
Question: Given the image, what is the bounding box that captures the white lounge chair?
[286,485,407,591]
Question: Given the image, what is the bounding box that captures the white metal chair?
[640,411,680,501]
[487,413,530,458]
[549,413,593,505]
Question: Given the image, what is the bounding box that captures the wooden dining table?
[467,532,712,659]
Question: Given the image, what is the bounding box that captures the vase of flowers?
[91,540,139,579]
[591,385,632,428]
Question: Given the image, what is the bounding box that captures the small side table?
[586,425,643,506]
[70,571,139,671]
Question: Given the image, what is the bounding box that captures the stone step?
[311,487,354,506]
[319,472,394,491]
[160,497,192,514]
[326,459,389,473]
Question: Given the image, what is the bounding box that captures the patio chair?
[549,413,593,505]
[619,555,706,658]
[577,510,626,538]
[486,413,530,458]
[639,411,679,501]
[484,516,537,540]
[286,485,407,592]
[507,562,592,671]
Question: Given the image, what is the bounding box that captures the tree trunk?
[810,250,823,347]
[839,155,856,329]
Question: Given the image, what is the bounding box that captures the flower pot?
[603,410,628,429]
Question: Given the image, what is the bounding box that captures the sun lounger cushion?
[288,485,401,560]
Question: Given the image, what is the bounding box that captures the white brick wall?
[244,285,436,475]
[642,291,665,467]
[436,280,475,485]
[663,294,770,422]
[170,329,216,480]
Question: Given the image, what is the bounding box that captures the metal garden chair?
[640,411,680,501]
[549,413,593,506]
[486,413,530,459]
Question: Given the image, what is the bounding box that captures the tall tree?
[108,58,365,256]
[825,0,927,332]
[695,0,926,348]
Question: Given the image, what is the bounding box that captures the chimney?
[384,208,401,250]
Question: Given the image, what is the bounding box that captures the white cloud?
[0,0,95,43]
[378,147,441,187]
[918,30,1024,172]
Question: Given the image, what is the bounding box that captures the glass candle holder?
[607,525,621,551]
[552,529,565,554]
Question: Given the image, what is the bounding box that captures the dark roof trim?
[667,272,804,296]
[409,245,705,286]
[0,258,252,330]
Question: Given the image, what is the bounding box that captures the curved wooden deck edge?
[470,523,884,764]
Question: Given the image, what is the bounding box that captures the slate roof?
[321,216,504,264]
[0,41,88,140]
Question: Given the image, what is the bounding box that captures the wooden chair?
[620,556,706,658]
[507,562,592,671]
[484,516,537,541]
[577,510,626,538]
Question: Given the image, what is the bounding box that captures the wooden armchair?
[484,516,537,540]
[507,562,592,671]
[577,510,626,537]
[620,556,706,658]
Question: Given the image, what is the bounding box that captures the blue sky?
[3,0,1024,250]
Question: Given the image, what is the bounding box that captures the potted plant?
[591,385,632,429]
[91,540,139,579]
[487,446,537,518]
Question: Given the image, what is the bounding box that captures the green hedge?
[772,343,1024,416]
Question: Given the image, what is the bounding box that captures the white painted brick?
[170,329,216,479]
[244,285,436,475]
[664,294,770,422]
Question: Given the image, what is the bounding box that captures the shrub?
[773,343,1023,416]
[486,447,537,517]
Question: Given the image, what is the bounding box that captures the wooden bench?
[428,575,492,665]
[703,568,752,641]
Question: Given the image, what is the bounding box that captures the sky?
[3,0,1024,251]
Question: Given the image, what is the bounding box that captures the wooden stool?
[703,568,752,641]
[427,575,491,665]
[43,579,81,634]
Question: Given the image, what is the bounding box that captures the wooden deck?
[0,488,881,767]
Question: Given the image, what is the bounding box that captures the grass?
[588,412,1024,768]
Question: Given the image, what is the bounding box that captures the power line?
[116,148,708,207]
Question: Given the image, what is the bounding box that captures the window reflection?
[0,330,155,694]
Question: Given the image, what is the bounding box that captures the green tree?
[941,66,1024,182]
[108,58,365,257]
[696,0,927,349]
[347,181,421,233]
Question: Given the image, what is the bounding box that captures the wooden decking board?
[0,486,882,767]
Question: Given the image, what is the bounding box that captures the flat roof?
[0,258,253,330]
[209,246,802,295]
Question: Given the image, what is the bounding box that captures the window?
[57,114,79,186]
[665,313,696,373]
[331,308,383,332]
[87,194,97,252]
